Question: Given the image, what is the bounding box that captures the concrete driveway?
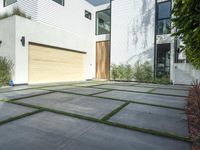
[0,81,191,150]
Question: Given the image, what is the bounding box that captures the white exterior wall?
[0,16,95,84]
[173,63,200,85]
[36,0,95,38]
[0,0,95,37]
[0,17,16,81]
[111,0,155,66]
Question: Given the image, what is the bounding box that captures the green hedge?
[110,62,170,84]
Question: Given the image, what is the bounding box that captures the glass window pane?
[52,0,64,6]
[158,2,171,19]
[156,43,171,78]
[157,19,171,35]
[96,9,111,35]
[85,10,92,20]
[4,0,17,7]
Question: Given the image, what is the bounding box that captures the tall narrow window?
[52,0,64,6]
[96,9,111,35]
[4,0,17,7]
[156,43,171,77]
[156,1,171,35]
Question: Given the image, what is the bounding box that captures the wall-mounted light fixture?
[21,36,25,47]
[0,40,2,47]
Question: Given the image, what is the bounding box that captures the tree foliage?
[172,0,200,70]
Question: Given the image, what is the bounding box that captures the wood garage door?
[29,43,86,84]
[96,41,110,79]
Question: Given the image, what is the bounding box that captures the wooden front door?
[96,41,110,79]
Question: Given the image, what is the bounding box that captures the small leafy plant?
[110,64,134,81]
[0,57,13,87]
[132,61,153,82]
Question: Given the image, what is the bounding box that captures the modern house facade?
[0,0,199,85]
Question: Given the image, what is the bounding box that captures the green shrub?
[0,7,31,20]
[153,75,171,85]
[0,57,13,86]
[110,64,134,81]
[110,61,170,84]
[132,61,153,82]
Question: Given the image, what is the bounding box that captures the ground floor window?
[156,43,171,77]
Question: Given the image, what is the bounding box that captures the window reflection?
[96,9,111,35]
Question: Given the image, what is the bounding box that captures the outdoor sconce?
[0,40,2,47]
[21,36,25,46]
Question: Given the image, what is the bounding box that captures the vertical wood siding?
[96,41,110,79]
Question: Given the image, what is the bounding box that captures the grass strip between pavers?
[101,102,130,121]
[134,85,190,91]
[0,109,43,125]
[89,86,187,98]
[3,100,191,143]
[95,95,185,111]
[0,81,106,94]
[9,91,55,102]
[97,82,190,91]
[88,89,113,96]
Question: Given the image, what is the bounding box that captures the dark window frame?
[85,10,92,20]
[52,0,65,6]
[4,0,17,7]
[156,0,172,35]
[95,8,111,35]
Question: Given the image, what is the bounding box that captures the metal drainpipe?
[109,0,112,81]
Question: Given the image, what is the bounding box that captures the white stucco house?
[0,0,199,85]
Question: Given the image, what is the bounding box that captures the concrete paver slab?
[94,84,153,92]
[109,103,189,137]
[152,88,188,97]
[0,89,50,100]
[0,112,191,150]
[95,90,186,109]
[18,92,124,118]
[0,101,36,121]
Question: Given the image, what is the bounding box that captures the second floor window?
[4,0,17,7]
[96,9,111,35]
[52,0,64,6]
[156,1,171,35]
